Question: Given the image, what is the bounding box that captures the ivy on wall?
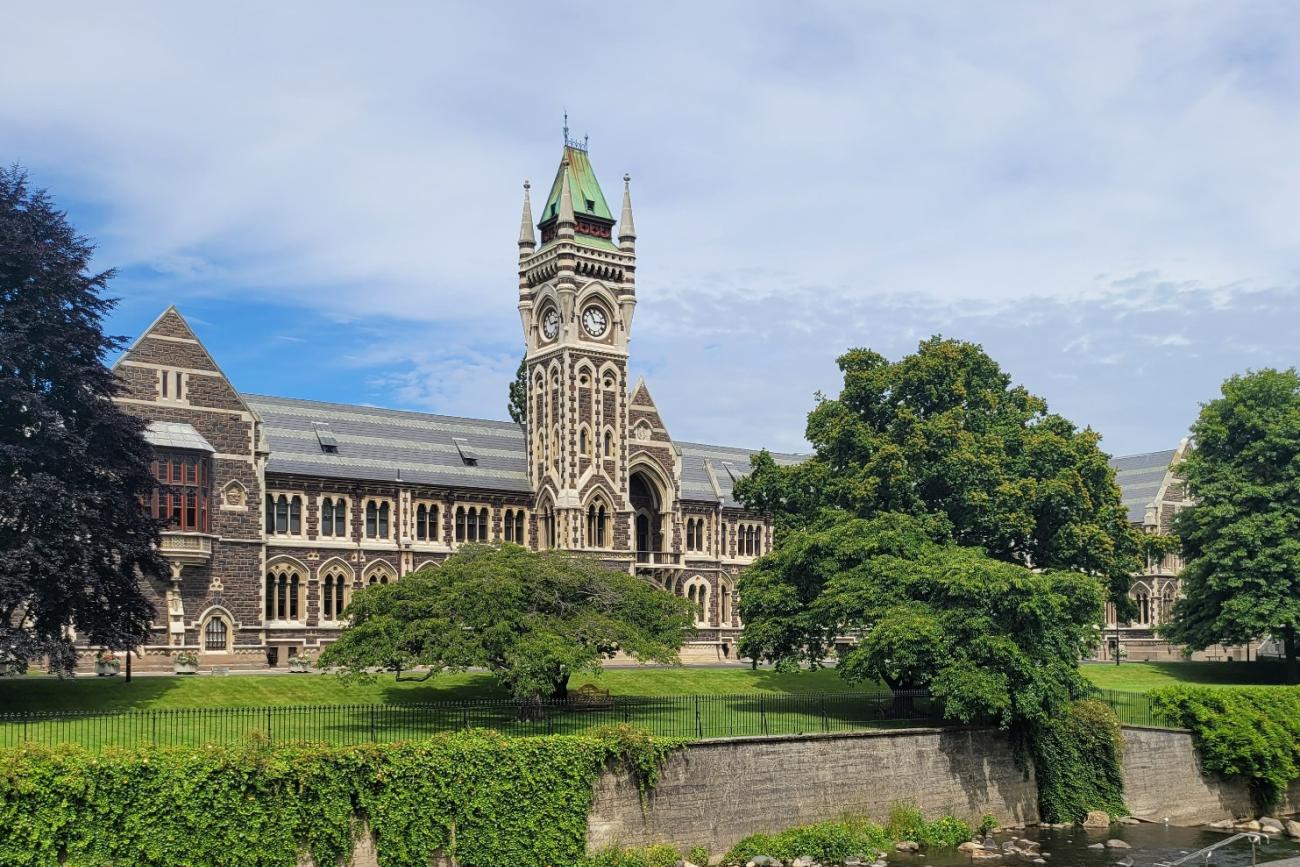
[0,725,682,867]
[1150,686,1300,812]
[1026,699,1127,823]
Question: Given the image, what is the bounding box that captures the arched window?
[203,616,228,651]
[415,503,439,542]
[515,509,526,545]
[320,496,347,538]
[603,430,613,457]
[684,578,709,626]
[265,495,274,534]
[720,583,733,626]
[366,501,377,538]
[456,506,466,542]
[1136,592,1151,625]
[366,564,394,586]
[322,570,348,621]
[265,563,305,623]
[378,502,389,538]
[275,495,289,534]
[466,507,479,541]
[289,496,302,535]
[322,498,334,536]
[580,428,590,455]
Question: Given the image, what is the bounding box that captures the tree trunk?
[550,673,570,700]
[1284,628,1299,685]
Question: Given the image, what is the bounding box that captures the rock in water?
[896,841,921,853]
[1105,839,1132,849]
[1285,819,1300,839]
[1260,817,1284,833]
[1088,843,1106,850]
[1115,857,1135,867]
[1082,811,1111,828]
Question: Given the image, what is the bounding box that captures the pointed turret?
[557,157,576,240]
[618,173,636,252]
[518,180,535,254]
[536,141,617,250]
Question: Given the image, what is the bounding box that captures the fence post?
[759,695,767,736]
[266,706,272,743]
[694,696,703,739]
[821,695,828,733]
[369,705,377,742]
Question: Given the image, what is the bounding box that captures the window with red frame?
[147,450,211,532]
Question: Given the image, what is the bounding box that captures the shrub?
[0,725,681,867]
[580,844,681,867]
[1150,686,1300,812]
[727,817,887,863]
[886,804,971,848]
[1029,698,1126,823]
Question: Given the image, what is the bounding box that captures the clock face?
[541,308,560,340]
[581,305,608,337]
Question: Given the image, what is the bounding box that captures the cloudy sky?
[3,2,1297,456]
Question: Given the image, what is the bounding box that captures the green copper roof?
[540,145,613,225]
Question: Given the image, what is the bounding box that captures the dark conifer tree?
[0,166,165,673]
[507,353,527,426]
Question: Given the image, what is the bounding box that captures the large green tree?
[1164,369,1300,683]
[319,544,697,699]
[735,337,1142,610]
[0,166,167,673]
[737,513,1104,728]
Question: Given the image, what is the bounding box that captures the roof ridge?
[241,392,523,429]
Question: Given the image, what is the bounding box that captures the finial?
[623,173,631,188]
[583,133,589,149]
[563,111,568,143]
[523,180,530,191]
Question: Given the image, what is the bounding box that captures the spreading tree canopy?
[1164,368,1300,683]
[737,513,1103,728]
[0,166,166,673]
[735,337,1142,610]
[507,354,527,426]
[318,544,698,699]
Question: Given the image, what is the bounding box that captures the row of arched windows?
[415,503,440,541]
[586,501,609,548]
[321,496,348,537]
[736,523,763,558]
[321,571,348,620]
[265,494,302,536]
[365,500,391,539]
[683,578,736,627]
[685,517,707,552]
[456,505,490,542]
[265,566,301,621]
[503,508,527,544]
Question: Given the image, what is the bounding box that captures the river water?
[897,823,1300,867]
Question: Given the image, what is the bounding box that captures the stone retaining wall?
[1121,726,1300,824]
[587,727,1039,854]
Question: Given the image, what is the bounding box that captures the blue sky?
[3,2,1298,455]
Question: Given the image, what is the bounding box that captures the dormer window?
[585,198,595,210]
[453,437,479,467]
[315,424,338,454]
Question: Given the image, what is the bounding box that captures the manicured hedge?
[0,725,681,867]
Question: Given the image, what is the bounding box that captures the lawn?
[1081,660,1295,691]
[0,665,851,713]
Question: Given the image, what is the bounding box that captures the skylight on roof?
[452,437,479,467]
[314,423,338,454]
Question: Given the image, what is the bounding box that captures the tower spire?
[618,173,636,251]
[557,155,576,238]
[518,180,535,253]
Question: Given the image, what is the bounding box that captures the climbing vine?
[0,725,683,867]
[1025,699,1127,823]
[1150,686,1300,812]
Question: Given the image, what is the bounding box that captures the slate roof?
[1108,449,1178,524]
[677,441,808,508]
[244,394,532,493]
[245,393,809,506]
[144,421,215,453]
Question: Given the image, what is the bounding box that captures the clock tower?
[517,133,638,555]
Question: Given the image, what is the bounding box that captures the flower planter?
[288,659,310,673]
[173,662,199,675]
[95,662,120,677]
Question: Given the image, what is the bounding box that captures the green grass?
[0,666,850,713]
[1081,660,1294,691]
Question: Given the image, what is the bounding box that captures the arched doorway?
[629,470,662,563]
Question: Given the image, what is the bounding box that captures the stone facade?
[103,140,802,669]
[1101,443,1257,662]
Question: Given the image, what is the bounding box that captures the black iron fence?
[1093,688,1184,729]
[0,689,945,751]
[0,688,1183,752]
